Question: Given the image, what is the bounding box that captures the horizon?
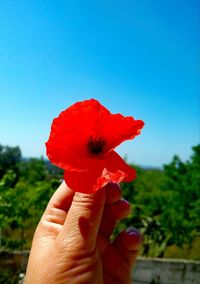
[12,142,199,171]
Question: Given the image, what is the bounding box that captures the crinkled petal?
[64,151,136,193]
[101,114,144,153]
[102,151,136,182]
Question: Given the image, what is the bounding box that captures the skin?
[25,182,142,284]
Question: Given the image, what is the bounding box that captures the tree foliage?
[160,145,200,245]
[0,145,21,179]
[120,145,200,259]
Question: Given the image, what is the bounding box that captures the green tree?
[120,145,200,258]
[0,144,21,179]
[160,145,200,246]
[0,173,32,249]
[19,158,47,184]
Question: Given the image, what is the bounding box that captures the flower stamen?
[87,136,106,155]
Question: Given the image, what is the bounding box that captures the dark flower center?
[87,136,106,155]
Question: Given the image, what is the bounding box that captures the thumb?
[59,187,105,252]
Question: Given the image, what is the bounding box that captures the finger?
[101,241,131,283]
[105,183,121,204]
[40,181,74,227]
[113,227,142,267]
[104,198,131,221]
[59,187,105,252]
[100,199,131,238]
[46,181,74,212]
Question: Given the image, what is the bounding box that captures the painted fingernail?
[120,198,132,213]
[121,198,130,206]
[126,227,143,244]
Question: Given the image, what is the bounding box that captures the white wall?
[132,257,200,284]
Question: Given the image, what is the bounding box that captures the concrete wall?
[0,251,200,284]
[132,257,200,284]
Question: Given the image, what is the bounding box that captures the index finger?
[45,181,74,213]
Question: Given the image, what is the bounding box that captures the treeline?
[0,144,199,260]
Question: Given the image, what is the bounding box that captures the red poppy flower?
[46,99,144,193]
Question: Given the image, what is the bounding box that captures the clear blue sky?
[0,0,199,167]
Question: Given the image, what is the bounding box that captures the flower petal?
[46,99,111,169]
[64,151,136,193]
[102,151,136,182]
[101,114,144,153]
[64,166,103,194]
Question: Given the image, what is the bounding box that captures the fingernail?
[120,198,130,206]
[120,198,132,213]
[126,227,143,244]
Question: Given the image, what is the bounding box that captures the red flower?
[46,99,144,193]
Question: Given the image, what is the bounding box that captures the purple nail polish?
[121,198,130,206]
[126,227,143,243]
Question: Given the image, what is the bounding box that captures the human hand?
[25,182,142,284]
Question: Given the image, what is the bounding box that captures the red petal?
[102,151,136,182]
[64,167,103,194]
[64,151,136,193]
[46,99,111,169]
[101,114,144,152]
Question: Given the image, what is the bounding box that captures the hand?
[25,182,142,284]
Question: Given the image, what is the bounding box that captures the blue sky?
[0,0,199,167]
